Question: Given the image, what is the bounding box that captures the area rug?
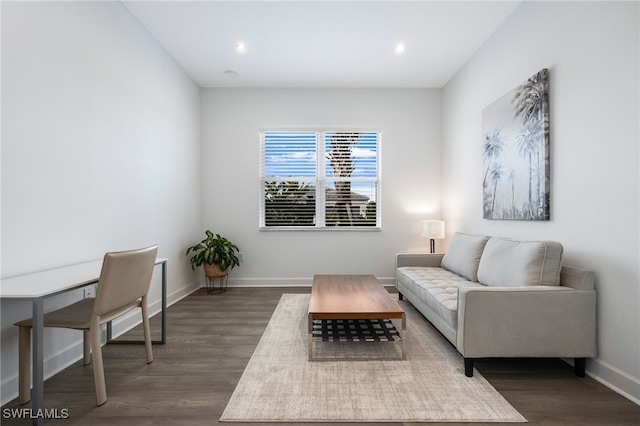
[220,294,526,423]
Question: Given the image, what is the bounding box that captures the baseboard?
[584,357,640,405]
[225,276,396,287]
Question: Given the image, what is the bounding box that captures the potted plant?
[185,230,241,278]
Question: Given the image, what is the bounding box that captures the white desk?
[0,258,167,425]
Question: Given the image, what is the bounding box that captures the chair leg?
[90,316,107,406]
[141,296,154,364]
[82,330,91,365]
[18,326,32,405]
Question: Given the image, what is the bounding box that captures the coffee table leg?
[401,313,407,360]
[308,313,313,361]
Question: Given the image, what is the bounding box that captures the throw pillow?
[477,237,563,287]
[441,232,490,282]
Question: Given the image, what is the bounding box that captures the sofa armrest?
[560,264,595,290]
[396,253,444,268]
[456,286,596,359]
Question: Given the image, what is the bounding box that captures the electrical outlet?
[238,252,244,261]
[83,285,96,299]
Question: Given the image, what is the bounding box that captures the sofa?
[395,232,597,377]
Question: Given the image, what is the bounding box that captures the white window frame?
[260,130,381,231]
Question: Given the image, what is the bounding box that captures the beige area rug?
[220,294,526,423]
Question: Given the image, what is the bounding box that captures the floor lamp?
[421,220,445,254]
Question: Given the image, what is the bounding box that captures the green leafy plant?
[185,230,240,272]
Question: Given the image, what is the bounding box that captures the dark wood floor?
[2,287,639,425]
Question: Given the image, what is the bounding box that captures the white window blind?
[260,130,380,230]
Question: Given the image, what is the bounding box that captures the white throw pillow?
[440,232,490,282]
[477,237,563,287]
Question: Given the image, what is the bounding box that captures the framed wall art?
[482,68,550,221]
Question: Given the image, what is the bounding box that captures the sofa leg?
[398,292,404,301]
[574,358,586,378]
[464,358,474,377]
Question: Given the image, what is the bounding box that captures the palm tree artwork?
[481,69,550,220]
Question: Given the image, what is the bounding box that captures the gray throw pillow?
[477,237,563,287]
[440,232,490,282]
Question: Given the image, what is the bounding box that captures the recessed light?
[224,70,238,78]
[236,42,247,54]
[395,43,405,54]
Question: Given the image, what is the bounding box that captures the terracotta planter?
[203,263,229,278]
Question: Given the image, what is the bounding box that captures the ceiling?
[122,1,522,88]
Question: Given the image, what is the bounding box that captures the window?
[260,130,380,230]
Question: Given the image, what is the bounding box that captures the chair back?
[93,245,158,316]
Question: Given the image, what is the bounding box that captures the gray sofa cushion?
[441,232,490,281]
[396,266,483,331]
[477,237,563,287]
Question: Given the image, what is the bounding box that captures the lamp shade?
[421,220,445,239]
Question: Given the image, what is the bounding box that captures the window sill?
[259,227,381,232]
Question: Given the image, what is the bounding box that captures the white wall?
[200,88,442,285]
[442,1,639,403]
[1,1,202,404]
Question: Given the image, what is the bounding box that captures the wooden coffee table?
[308,274,406,360]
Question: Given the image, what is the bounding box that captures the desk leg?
[32,299,44,426]
[161,261,167,344]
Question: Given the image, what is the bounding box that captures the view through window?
[260,131,380,229]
